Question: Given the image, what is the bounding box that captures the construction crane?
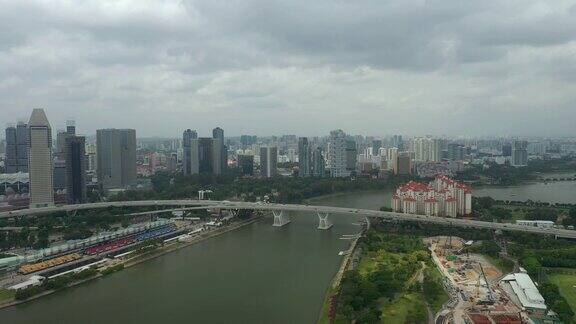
[479,263,495,303]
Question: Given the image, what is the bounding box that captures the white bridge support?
[272,210,291,227]
[317,212,333,230]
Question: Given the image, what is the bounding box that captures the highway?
[1,200,576,239]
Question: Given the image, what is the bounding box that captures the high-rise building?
[260,146,277,178]
[312,147,326,177]
[5,122,29,173]
[96,129,137,189]
[327,130,349,177]
[501,143,512,157]
[16,122,28,173]
[182,129,198,176]
[212,127,225,175]
[392,135,404,150]
[28,109,54,208]
[396,152,412,175]
[511,140,528,167]
[298,137,312,177]
[240,135,257,148]
[4,125,17,173]
[197,138,215,174]
[345,140,357,172]
[65,135,86,204]
[372,140,382,155]
[387,147,399,173]
[167,153,178,172]
[447,143,465,161]
[53,159,66,190]
[237,154,254,176]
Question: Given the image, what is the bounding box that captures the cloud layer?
[1,0,575,137]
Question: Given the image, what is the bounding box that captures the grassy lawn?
[425,266,450,313]
[317,285,338,324]
[549,273,576,321]
[484,255,515,274]
[0,288,15,302]
[380,293,427,324]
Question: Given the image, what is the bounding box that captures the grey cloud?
[0,0,575,136]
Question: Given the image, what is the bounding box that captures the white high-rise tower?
[28,108,54,208]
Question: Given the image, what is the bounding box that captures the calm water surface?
[1,181,571,323]
[0,195,367,324]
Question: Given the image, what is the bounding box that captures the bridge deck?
[1,200,575,239]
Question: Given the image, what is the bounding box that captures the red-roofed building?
[391,176,472,217]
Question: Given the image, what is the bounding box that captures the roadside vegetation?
[14,268,100,301]
[456,158,575,186]
[331,230,444,323]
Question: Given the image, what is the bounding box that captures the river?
[1,179,573,323]
[0,195,365,324]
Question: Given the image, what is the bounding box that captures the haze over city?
[1,0,576,136]
[1,1,576,324]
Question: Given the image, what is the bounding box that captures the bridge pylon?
[272,210,290,227]
[317,212,333,230]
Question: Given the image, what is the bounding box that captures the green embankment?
[484,255,515,274]
[423,266,450,313]
[549,273,576,322]
[0,288,15,302]
[380,293,428,324]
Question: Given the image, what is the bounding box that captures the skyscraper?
[16,122,29,173]
[4,125,17,173]
[212,127,225,175]
[396,152,412,175]
[96,129,137,189]
[260,146,277,178]
[387,147,399,172]
[197,138,215,174]
[312,147,326,177]
[511,140,528,167]
[298,137,312,177]
[65,135,86,204]
[182,129,198,176]
[5,122,29,173]
[372,140,382,155]
[345,140,357,173]
[237,154,254,176]
[28,109,54,208]
[327,130,349,177]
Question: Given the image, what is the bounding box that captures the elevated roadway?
[1,200,575,239]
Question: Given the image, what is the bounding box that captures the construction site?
[425,236,525,324]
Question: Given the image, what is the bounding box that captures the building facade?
[28,109,54,208]
[298,137,312,177]
[96,129,137,189]
[260,146,277,178]
[4,122,29,173]
[237,154,254,176]
[392,176,472,217]
[312,147,326,177]
[212,127,226,175]
[511,140,528,167]
[65,135,86,204]
[182,129,198,176]
[327,129,349,177]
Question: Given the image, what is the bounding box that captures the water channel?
[1,179,574,323]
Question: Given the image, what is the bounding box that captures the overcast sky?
[1,0,575,137]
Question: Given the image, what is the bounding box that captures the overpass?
[1,200,576,239]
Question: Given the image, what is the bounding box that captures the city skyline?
[1,1,576,137]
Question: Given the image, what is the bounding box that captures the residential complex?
[392,176,472,217]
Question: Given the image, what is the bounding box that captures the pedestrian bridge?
[1,200,576,239]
